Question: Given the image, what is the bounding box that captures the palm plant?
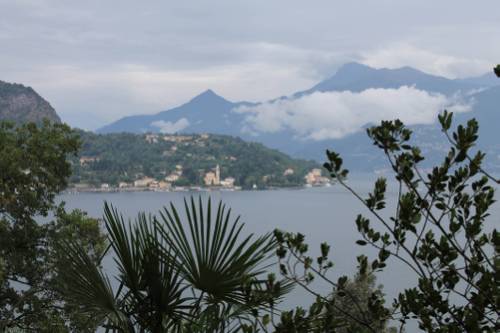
[56,197,290,332]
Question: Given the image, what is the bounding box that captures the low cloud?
[151,118,190,133]
[234,86,471,141]
[361,43,491,79]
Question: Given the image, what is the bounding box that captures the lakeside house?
[304,168,330,186]
[204,164,220,186]
[134,177,155,187]
[203,165,237,188]
[220,177,235,187]
[157,181,171,190]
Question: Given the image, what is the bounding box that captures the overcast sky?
[1,0,499,129]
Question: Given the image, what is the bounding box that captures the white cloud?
[361,43,492,79]
[235,86,472,141]
[151,118,190,133]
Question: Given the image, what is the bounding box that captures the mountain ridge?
[95,63,500,172]
[97,62,499,136]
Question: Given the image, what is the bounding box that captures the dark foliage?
[0,121,106,331]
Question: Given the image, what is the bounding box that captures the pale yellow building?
[204,165,221,186]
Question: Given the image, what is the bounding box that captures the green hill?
[70,131,320,189]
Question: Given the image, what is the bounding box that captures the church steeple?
[215,164,220,185]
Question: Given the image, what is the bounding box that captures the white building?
[304,169,330,186]
[165,174,180,182]
[220,177,235,187]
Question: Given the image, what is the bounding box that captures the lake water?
[57,178,499,332]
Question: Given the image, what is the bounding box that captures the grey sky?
[1,0,499,129]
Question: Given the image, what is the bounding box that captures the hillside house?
[79,156,100,166]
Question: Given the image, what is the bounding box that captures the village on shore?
[68,133,331,193]
[69,163,331,193]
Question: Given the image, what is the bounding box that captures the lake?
[58,178,499,332]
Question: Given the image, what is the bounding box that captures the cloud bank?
[361,44,492,79]
[151,118,190,133]
[235,86,471,141]
[2,1,498,129]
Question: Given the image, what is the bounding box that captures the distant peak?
[199,89,219,98]
[189,89,229,103]
[310,62,375,89]
[336,62,374,74]
[336,62,425,76]
[201,89,217,96]
[390,65,426,75]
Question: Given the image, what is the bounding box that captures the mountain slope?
[0,80,61,124]
[98,89,253,134]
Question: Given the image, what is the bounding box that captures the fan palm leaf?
[55,238,133,331]
[56,203,192,332]
[103,203,192,330]
[157,196,276,305]
[56,197,291,332]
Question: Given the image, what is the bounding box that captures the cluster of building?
[76,146,331,190]
[203,164,235,187]
[304,168,331,186]
[145,133,210,144]
[110,164,237,191]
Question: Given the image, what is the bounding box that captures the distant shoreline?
[64,183,330,194]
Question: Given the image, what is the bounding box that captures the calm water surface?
[57,179,499,332]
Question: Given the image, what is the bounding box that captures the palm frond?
[157,196,277,305]
[55,239,131,331]
[103,202,191,330]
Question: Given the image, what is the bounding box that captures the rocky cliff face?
[0,80,61,124]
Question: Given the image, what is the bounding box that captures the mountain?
[0,80,61,124]
[98,63,500,172]
[97,89,252,135]
[455,72,500,88]
[294,62,479,96]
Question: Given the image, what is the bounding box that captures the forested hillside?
[70,131,319,189]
